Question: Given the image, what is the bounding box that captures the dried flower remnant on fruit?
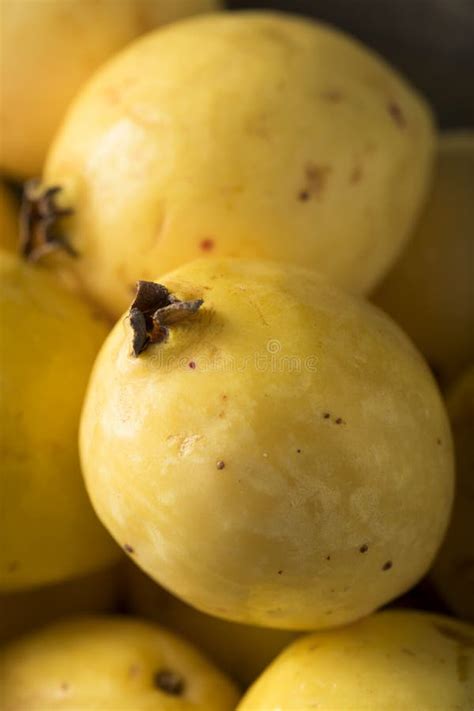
[20,180,75,261]
[153,669,185,696]
[129,280,203,357]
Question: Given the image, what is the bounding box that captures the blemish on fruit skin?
[326,555,331,561]
[123,544,135,554]
[188,361,196,369]
[59,682,70,693]
[335,417,344,425]
[388,101,406,128]
[200,238,215,251]
[153,669,185,696]
[323,412,331,419]
[434,624,473,682]
[321,89,343,102]
[359,544,369,553]
[437,438,442,446]
[382,561,393,571]
[128,664,140,678]
[278,570,283,575]
[298,163,331,201]
[296,448,302,454]
[350,165,363,184]
[216,460,225,470]
[7,561,18,572]
[434,623,474,648]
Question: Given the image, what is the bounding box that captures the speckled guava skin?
[80,258,453,629]
[42,12,434,317]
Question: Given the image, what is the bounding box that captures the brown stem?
[20,179,76,261]
[129,280,203,357]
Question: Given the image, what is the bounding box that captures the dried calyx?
[20,179,75,261]
[130,280,203,357]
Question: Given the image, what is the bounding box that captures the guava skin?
[373,132,474,386]
[0,0,220,178]
[237,611,474,711]
[431,365,474,621]
[0,616,240,711]
[42,12,434,317]
[80,258,454,630]
[0,251,120,591]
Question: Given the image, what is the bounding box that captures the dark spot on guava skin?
[298,190,310,202]
[298,163,331,202]
[200,238,215,251]
[382,561,393,571]
[123,544,134,554]
[335,417,344,425]
[434,624,474,648]
[350,166,363,184]
[153,669,185,696]
[325,610,333,615]
[188,361,196,369]
[7,561,19,572]
[401,648,416,656]
[388,101,406,128]
[434,624,474,682]
[216,460,225,470]
[326,555,331,561]
[129,664,140,678]
[60,682,70,692]
[296,448,302,453]
[278,570,283,575]
[323,413,330,419]
[359,544,369,553]
[437,438,442,445]
[321,89,343,102]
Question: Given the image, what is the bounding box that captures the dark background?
[226,0,474,129]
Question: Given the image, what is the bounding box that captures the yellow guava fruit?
[80,257,453,630]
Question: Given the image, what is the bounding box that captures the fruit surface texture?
[237,611,474,711]
[373,131,474,385]
[81,258,454,629]
[0,0,220,177]
[0,251,119,591]
[431,365,474,620]
[42,11,434,317]
[0,616,239,710]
